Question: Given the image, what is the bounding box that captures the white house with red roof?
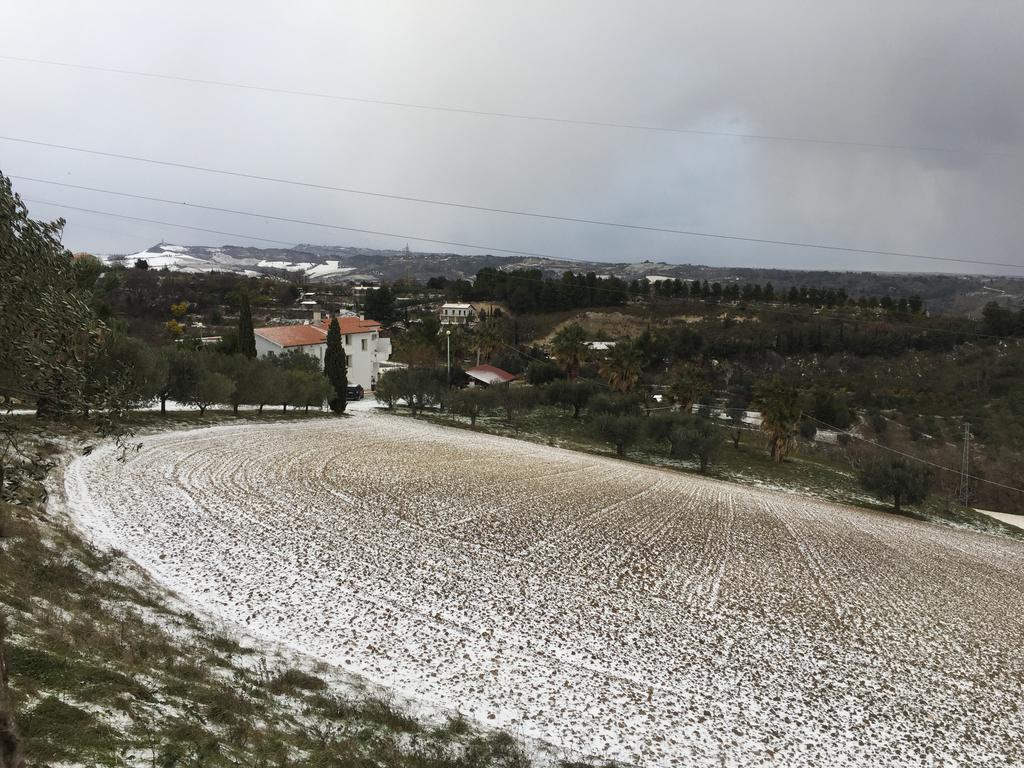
[254,316,392,390]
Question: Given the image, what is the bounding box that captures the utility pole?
[446,329,452,385]
[958,422,971,506]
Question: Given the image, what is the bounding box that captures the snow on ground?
[305,260,356,279]
[64,415,1024,767]
[977,508,1024,531]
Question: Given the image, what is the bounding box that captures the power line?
[0,54,1004,158]
[804,414,1024,495]
[5,135,1022,271]
[23,198,298,247]
[15,178,556,258]
[16,186,1013,341]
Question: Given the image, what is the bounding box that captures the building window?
[345,334,351,345]
[346,354,352,366]
[361,338,368,351]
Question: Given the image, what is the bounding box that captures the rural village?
[2,4,1024,768]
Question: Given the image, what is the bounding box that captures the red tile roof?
[317,316,382,334]
[255,316,382,349]
[465,364,517,385]
[254,325,327,348]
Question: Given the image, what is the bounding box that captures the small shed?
[464,364,517,387]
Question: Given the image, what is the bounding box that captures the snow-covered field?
[65,415,1024,766]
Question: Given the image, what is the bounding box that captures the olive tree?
[858,456,933,513]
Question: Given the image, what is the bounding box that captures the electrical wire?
[18,187,1016,341]
[0,54,1005,157]
[5,135,1022,270]
[16,178,556,258]
[803,414,1024,495]
[22,191,1015,342]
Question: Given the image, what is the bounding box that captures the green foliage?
[981,301,1024,337]
[858,456,933,512]
[379,367,448,414]
[87,333,167,410]
[550,323,588,379]
[21,696,114,761]
[544,379,597,418]
[374,371,403,410]
[470,267,632,314]
[667,363,709,412]
[363,285,398,326]
[592,414,644,456]
[809,389,852,430]
[867,411,889,438]
[0,174,104,412]
[452,387,494,426]
[473,318,506,364]
[324,317,348,413]
[670,416,722,473]
[588,392,643,417]
[599,342,644,393]
[237,293,257,359]
[267,348,322,374]
[525,359,564,386]
[192,369,235,415]
[754,376,802,463]
[494,385,538,425]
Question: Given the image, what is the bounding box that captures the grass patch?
[1,418,581,767]
[266,666,328,695]
[20,696,116,761]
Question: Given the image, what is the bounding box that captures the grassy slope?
[1,411,600,768]
[400,405,1024,539]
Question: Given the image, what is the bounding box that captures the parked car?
[346,384,364,400]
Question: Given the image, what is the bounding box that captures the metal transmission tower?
[957,423,971,506]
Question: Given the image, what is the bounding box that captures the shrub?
[525,360,564,386]
[670,417,722,473]
[592,414,643,456]
[858,456,933,512]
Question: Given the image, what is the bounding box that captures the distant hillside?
[99,242,1024,317]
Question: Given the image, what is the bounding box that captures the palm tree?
[473,318,505,365]
[667,363,707,414]
[754,376,801,463]
[550,323,588,379]
[600,342,644,393]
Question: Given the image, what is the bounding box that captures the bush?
[670,416,722,473]
[452,387,495,426]
[588,392,643,417]
[868,411,888,438]
[799,420,818,440]
[374,371,402,410]
[544,379,597,418]
[592,414,643,456]
[525,360,564,386]
[858,456,933,512]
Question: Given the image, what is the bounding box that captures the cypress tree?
[324,316,347,413]
[238,293,257,359]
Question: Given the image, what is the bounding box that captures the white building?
[439,302,475,326]
[253,316,392,389]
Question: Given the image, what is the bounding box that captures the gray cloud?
[1,0,1022,275]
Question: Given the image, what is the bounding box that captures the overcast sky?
[1,1,1022,275]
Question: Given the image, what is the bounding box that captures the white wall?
[342,331,392,390]
[255,336,325,366]
[255,331,391,389]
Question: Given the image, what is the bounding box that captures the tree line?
[375,360,932,514]
[422,268,928,317]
